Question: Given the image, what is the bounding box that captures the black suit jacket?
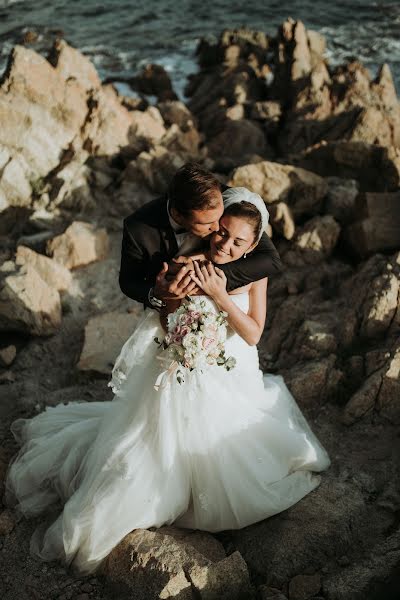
[119,194,282,307]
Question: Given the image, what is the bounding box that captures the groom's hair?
[168,163,222,216]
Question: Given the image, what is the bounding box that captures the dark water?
[0,0,399,98]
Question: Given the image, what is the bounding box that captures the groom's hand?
[154,262,198,300]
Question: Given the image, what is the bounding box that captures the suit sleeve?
[119,219,153,307]
[216,233,283,292]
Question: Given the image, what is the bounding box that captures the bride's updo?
[222,187,269,245]
[223,201,263,243]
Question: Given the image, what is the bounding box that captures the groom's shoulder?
[123,195,168,232]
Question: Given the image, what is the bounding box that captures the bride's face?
[210,215,257,263]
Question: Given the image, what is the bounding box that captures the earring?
[244,253,247,259]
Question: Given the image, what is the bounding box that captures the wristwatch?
[148,287,166,310]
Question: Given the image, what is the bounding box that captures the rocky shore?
[0,18,399,600]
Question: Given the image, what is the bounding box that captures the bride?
[5,187,330,575]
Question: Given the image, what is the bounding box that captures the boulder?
[377,346,400,424]
[128,146,187,195]
[130,63,178,101]
[16,245,72,292]
[284,216,341,265]
[78,310,142,375]
[342,372,381,425]
[103,526,253,600]
[47,38,101,90]
[324,177,359,224]
[282,354,343,407]
[229,161,328,218]
[359,253,400,340]
[0,345,16,367]
[157,101,195,129]
[0,262,61,335]
[344,191,400,257]
[206,119,270,165]
[0,509,16,535]
[129,106,167,146]
[46,221,109,269]
[294,141,400,193]
[288,573,321,600]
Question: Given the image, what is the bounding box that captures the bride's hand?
[191,261,227,301]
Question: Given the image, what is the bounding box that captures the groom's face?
[177,191,224,238]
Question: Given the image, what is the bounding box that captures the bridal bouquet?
[154,297,236,385]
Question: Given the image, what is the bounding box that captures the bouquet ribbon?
[154,360,179,391]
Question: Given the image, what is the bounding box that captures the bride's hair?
[223,201,262,243]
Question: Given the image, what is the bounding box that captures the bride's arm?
[191,261,268,346]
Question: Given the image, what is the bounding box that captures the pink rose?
[202,336,218,351]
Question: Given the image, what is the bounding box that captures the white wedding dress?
[5,293,330,575]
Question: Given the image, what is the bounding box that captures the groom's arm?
[119,218,154,306]
[215,232,283,291]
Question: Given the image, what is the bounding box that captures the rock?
[282,354,343,407]
[0,345,17,367]
[103,526,252,599]
[129,106,167,147]
[229,161,328,218]
[258,586,288,600]
[269,202,295,240]
[189,551,254,599]
[377,346,400,424]
[46,221,109,269]
[16,245,72,292]
[157,101,195,129]
[344,191,400,257]
[78,310,142,375]
[47,38,101,91]
[16,230,55,252]
[161,123,201,156]
[130,145,189,194]
[359,254,400,340]
[207,119,270,165]
[342,372,381,425]
[0,509,16,535]
[0,262,61,336]
[324,177,359,225]
[285,216,341,265]
[130,63,178,101]
[288,574,321,600]
[230,477,367,587]
[294,141,400,193]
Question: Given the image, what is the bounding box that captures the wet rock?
[0,345,17,367]
[288,573,321,600]
[229,161,328,219]
[0,261,61,336]
[78,310,142,375]
[46,221,109,269]
[16,245,72,292]
[130,63,178,101]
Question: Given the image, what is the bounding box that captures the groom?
[119,162,282,309]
